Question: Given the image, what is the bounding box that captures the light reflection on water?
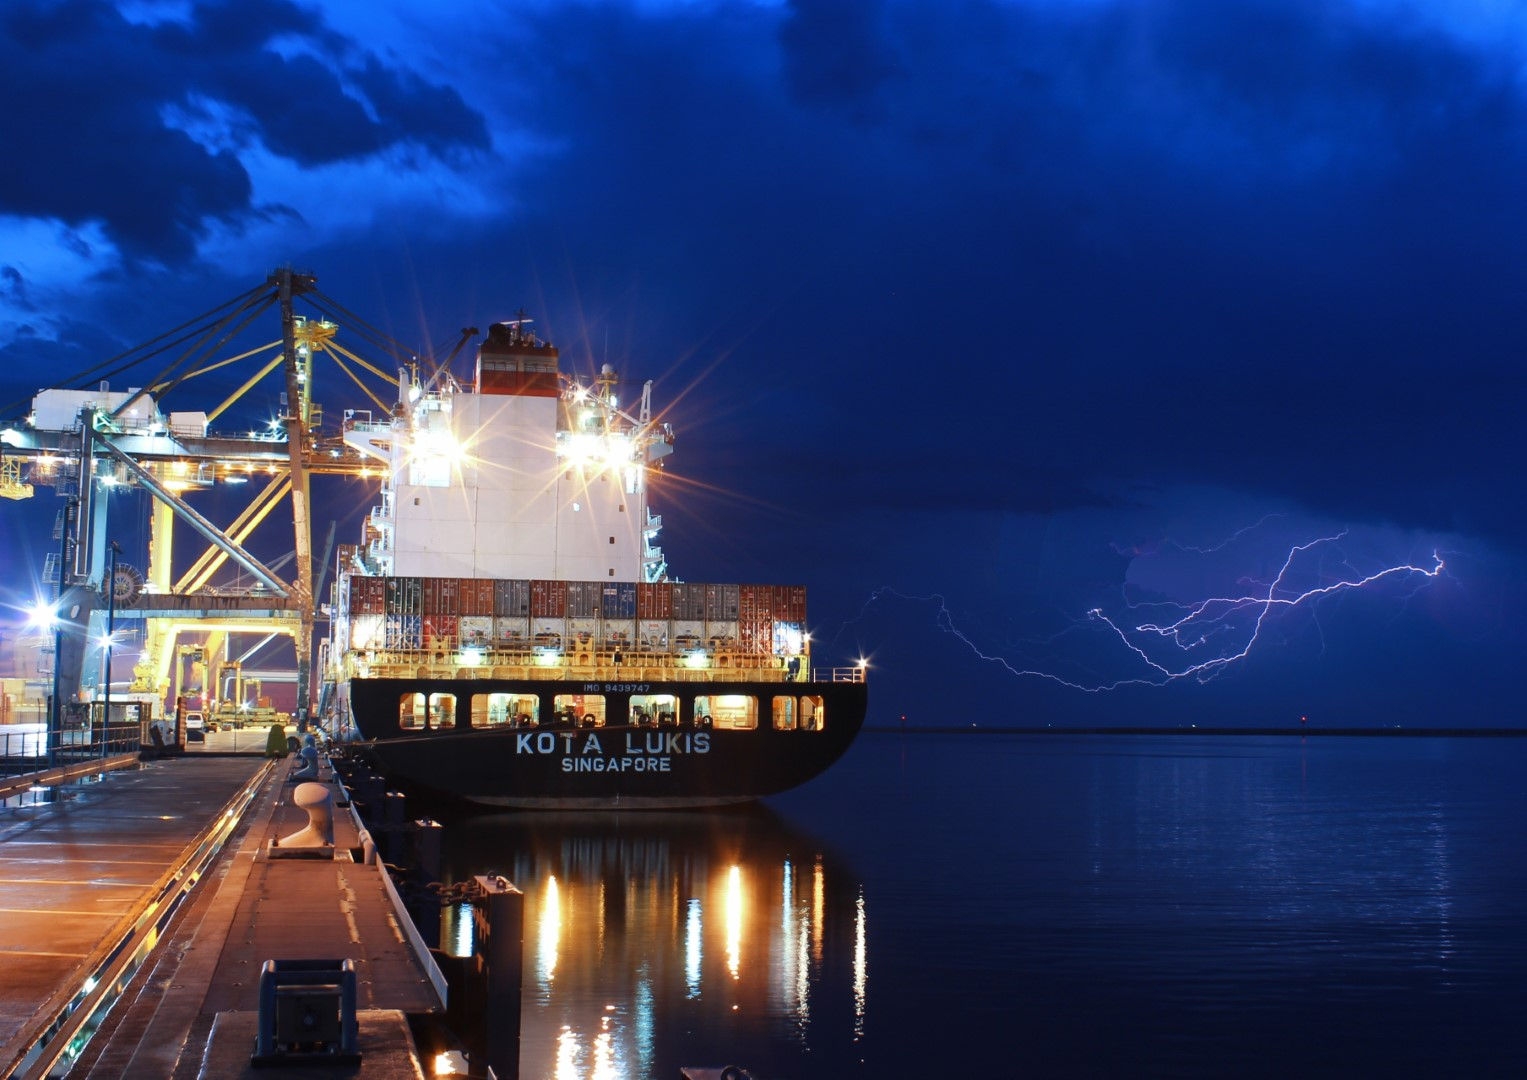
[440,807,865,1079]
[429,733,1527,1077]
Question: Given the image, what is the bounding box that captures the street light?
[49,497,77,767]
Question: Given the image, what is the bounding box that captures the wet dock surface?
[1,754,444,1079]
[0,756,266,1068]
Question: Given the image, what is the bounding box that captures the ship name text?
[510,730,712,772]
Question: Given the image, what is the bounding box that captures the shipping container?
[738,583,773,622]
[637,581,673,620]
[705,620,739,653]
[599,581,638,619]
[348,575,387,615]
[385,613,423,649]
[704,583,740,621]
[459,578,496,616]
[459,615,494,647]
[672,583,706,621]
[738,614,773,655]
[531,579,568,618]
[494,578,531,617]
[531,615,566,650]
[637,619,670,652]
[601,618,635,651]
[493,616,530,647]
[567,616,599,656]
[566,580,602,618]
[423,614,458,650]
[672,619,705,652]
[350,614,386,651]
[773,585,807,624]
[386,576,423,615]
[423,576,461,615]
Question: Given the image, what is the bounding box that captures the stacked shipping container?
[344,574,807,658]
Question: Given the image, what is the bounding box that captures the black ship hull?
[345,675,866,808]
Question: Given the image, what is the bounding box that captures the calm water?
[432,732,1527,1078]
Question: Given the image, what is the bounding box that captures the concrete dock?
[0,753,445,1079]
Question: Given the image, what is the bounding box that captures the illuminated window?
[772,697,796,730]
[800,695,824,731]
[697,694,756,730]
[400,692,426,730]
[630,693,678,726]
[474,692,538,727]
[429,693,457,729]
[553,694,605,727]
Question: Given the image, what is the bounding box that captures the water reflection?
[439,806,866,1079]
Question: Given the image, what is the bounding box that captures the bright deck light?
[24,600,58,631]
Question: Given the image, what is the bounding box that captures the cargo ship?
[325,318,867,808]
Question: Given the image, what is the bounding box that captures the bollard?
[289,734,320,781]
[270,782,335,858]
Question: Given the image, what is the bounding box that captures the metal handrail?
[815,666,867,683]
[0,723,144,778]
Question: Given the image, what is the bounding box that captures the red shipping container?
[739,614,774,655]
[531,579,568,618]
[423,576,462,615]
[348,575,386,615]
[637,581,673,620]
[423,614,458,648]
[739,584,773,621]
[773,585,807,624]
[459,578,496,616]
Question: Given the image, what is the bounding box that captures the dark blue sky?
[1,0,1522,726]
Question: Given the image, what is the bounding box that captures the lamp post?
[48,498,76,768]
[103,540,120,757]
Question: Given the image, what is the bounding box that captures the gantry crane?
[0,268,431,739]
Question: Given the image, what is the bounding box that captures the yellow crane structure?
[0,269,428,736]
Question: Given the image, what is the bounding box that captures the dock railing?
[1,722,142,776]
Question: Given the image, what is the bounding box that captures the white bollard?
[278,781,335,850]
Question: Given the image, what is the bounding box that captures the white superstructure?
[344,319,672,583]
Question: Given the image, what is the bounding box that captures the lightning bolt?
[845,529,1447,692]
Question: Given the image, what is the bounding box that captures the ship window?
[772,697,796,730]
[630,693,678,727]
[400,692,426,730]
[429,693,457,729]
[554,693,605,728]
[474,692,538,728]
[696,694,757,730]
[800,695,824,731]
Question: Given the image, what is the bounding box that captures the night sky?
[1,0,1523,728]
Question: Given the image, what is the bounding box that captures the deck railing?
[815,666,867,683]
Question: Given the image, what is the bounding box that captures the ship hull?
[344,675,866,808]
